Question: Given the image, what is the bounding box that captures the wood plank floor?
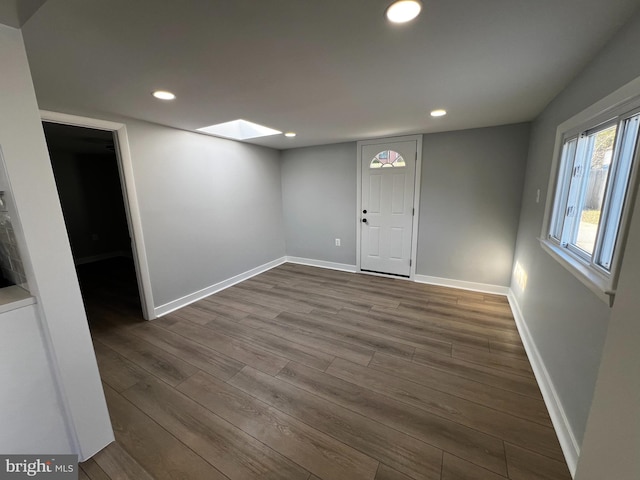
[79,259,572,480]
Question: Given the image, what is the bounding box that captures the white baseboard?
[414,274,509,296]
[285,256,357,273]
[154,257,287,318]
[507,290,579,477]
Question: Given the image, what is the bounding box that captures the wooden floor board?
[228,365,443,480]
[88,442,155,480]
[441,453,508,480]
[204,314,335,371]
[312,308,453,356]
[326,358,564,461]
[92,330,199,387]
[373,304,522,343]
[78,259,569,480]
[376,464,418,480]
[276,361,508,476]
[412,348,542,398]
[91,340,148,393]
[274,311,416,360]
[102,383,229,479]
[504,443,572,480]
[128,322,246,381]
[79,458,111,480]
[351,307,494,350]
[369,353,552,426]
[179,371,379,480]
[240,314,375,365]
[152,316,290,375]
[122,375,311,480]
[451,345,535,378]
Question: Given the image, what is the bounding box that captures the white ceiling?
[20,0,640,150]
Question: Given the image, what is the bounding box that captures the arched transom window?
[370,150,406,168]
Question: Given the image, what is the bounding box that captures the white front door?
[360,139,418,277]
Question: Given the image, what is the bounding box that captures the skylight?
[197,119,282,140]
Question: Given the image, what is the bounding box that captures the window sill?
[0,285,35,314]
[539,238,614,306]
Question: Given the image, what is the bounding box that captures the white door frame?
[356,134,423,279]
[40,110,155,320]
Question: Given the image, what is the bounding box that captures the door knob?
[363,209,367,214]
[362,218,368,223]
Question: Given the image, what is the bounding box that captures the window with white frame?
[542,98,640,305]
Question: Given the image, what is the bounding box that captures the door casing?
[40,110,155,320]
[356,134,423,279]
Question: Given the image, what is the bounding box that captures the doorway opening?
[41,113,154,320]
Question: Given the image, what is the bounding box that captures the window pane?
[370,150,405,169]
[574,125,616,255]
[551,138,577,240]
[597,114,640,270]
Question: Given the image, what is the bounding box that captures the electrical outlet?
[335,238,341,247]
[536,189,541,204]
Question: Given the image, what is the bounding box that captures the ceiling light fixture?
[430,109,447,117]
[284,132,297,138]
[152,90,176,100]
[386,0,422,23]
[197,119,282,140]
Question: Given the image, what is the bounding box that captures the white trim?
[507,290,579,478]
[414,274,509,296]
[285,256,357,273]
[539,239,612,305]
[540,77,640,306]
[39,110,155,320]
[154,257,287,317]
[356,134,423,279]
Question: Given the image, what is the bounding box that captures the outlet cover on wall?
[335,238,341,247]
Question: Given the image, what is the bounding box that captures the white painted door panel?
[360,140,416,276]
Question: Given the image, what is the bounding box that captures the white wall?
[0,304,73,454]
[511,7,640,470]
[0,24,113,459]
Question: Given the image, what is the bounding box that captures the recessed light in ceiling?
[386,0,422,23]
[197,119,282,140]
[152,90,176,100]
[430,109,447,117]
[284,132,297,138]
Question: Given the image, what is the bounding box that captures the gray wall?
[280,126,529,290]
[125,120,286,308]
[417,124,529,286]
[281,142,357,265]
[511,8,640,449]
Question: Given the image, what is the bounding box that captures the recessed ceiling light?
[197,119,282,140]
[284,132,297,138]
[430,109,447,117]
[386,0,422,23]
[152,90,176,100]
